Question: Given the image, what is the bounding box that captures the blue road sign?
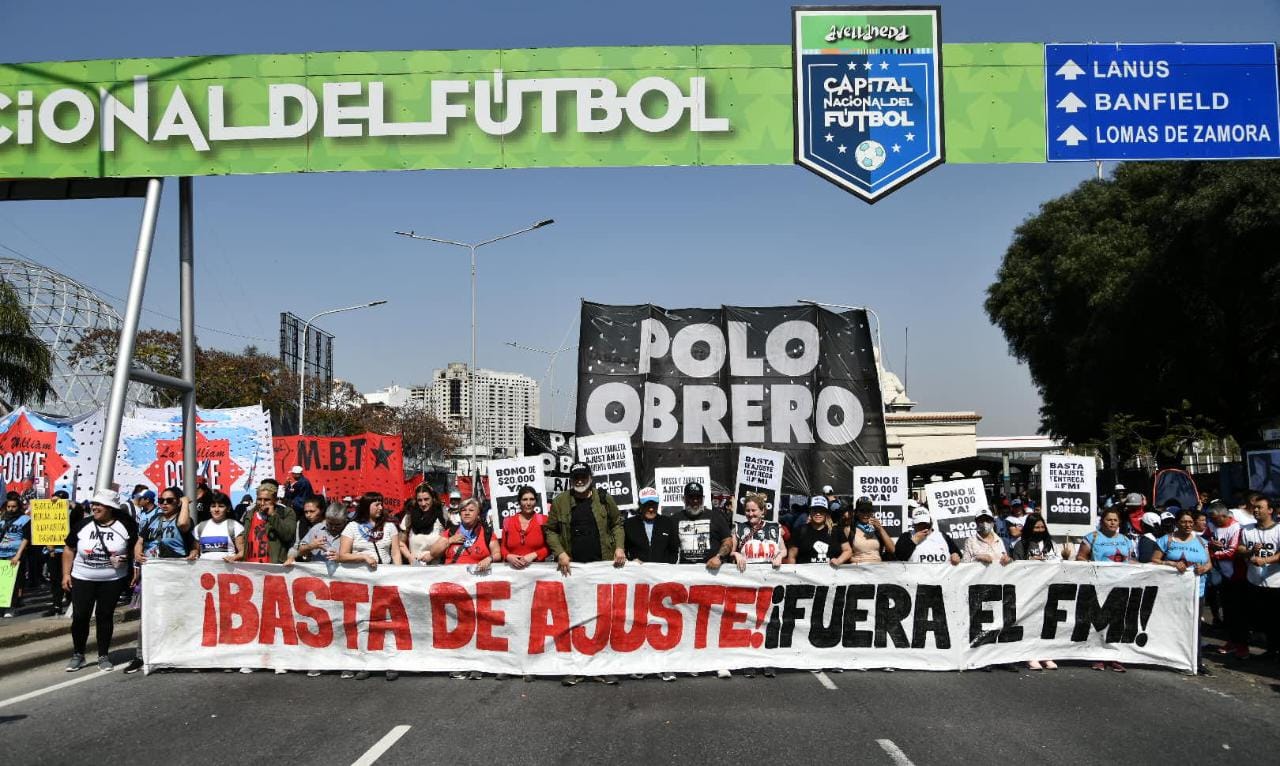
[1046,43,1280,161]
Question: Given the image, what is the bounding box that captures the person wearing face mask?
[831,497,894,565]
[624,487,679,565]
[1010,513,1060,670]
[893,505,962,565]
[963,511,1011,565]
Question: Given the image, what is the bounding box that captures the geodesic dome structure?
[0,256,137,417]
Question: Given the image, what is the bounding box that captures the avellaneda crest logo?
[792,5,945,203]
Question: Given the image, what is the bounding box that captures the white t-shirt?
[909,530,951,563]
[1240,523,1280,588]
[70,519,131,581]
[196,519,244,560]
[342,520,400,565]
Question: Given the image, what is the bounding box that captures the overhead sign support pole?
[96,178,166,492]
[96,177,199,498]
[179,178,197,499]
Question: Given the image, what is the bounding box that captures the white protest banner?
[577,431,638,510]
[1041,455,1098,537]
[735,447,784,522]
[654,466,711,516]
[142,560,1196,674]
[487,457,546,531]
[854,466,908,538]
[925,478,989,541]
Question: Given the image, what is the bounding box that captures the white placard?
[854,466,908,538]
[486,457,546,532]
[734,447,785,521]
[924,478,989,541]
[576,431,638,510]
[654,466,711,516]
[1040,455,1097,537]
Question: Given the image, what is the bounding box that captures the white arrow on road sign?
[1055,60,1085,80]
[1056,93,1087,113]
[1056,126,1088,146]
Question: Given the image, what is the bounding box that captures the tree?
[69,328,459,461]
[0,280,55,410]
[985,161,1280,452]
[68,328,298,414]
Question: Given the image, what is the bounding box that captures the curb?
[0,609,140,677]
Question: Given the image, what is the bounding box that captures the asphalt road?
[1,649,1278,766]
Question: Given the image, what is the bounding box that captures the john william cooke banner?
[142,560,1196,675]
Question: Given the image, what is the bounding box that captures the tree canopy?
[0,279,54,409]
[985,160,1280,454]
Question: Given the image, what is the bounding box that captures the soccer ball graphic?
[854,140,887,171]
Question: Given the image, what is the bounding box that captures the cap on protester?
[1124,492,1145,507]
[570,462,593,479]
[976,511,995,522]
[137,490,156,502]
[910,507,932,525]
[1142,511,1162,529]
[1011,498,1022,507]
[809,495,829,511]
[342,496,354,504]
[290,465,303,475]
[1159,511,1176,522]
[684,481,704,497]
[1026,500,1037,510]
[822,485,835,495]
[1114,483,1126,491]
[449,489,462,499]
[638,487,660,506]
[855,497,875,513]
[90,489,123,510]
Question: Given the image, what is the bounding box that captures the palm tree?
[0,279,54,411]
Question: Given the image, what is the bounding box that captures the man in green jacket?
[545,462,626,576]
[544,461,626,687]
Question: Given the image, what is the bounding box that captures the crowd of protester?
[1,461,1276,683]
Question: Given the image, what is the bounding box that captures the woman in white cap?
[63,490,138,672]
[787,496,836,564]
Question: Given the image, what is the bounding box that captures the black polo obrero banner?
[575,303,888,498]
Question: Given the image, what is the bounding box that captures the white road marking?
[813,671,838,690]
[351,725,411,766]
[0,670,111,711]
[877,739,916,766]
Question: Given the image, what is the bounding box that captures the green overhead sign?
[0,44,1046,179]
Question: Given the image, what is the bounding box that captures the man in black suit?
[624,487,679,564]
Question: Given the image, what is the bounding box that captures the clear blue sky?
[1,0,1276,433]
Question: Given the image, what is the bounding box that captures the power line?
[0,240,272,344]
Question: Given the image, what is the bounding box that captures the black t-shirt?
[570,496,602,563]
[791,524,836,564]
[677,507,733,564]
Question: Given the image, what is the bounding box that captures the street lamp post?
[297,300,388,435]
[506,340,575,430]
[395,219,554,483]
